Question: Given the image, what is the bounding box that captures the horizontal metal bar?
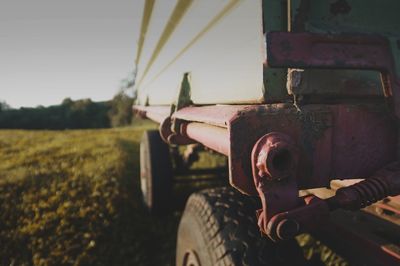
[314,210,400,265]
[266,31,400,118]
[181,122,230,156]
[133,105,170,124]
[173,105,249,128]
[266,31,392,71]
[135,103,396,196]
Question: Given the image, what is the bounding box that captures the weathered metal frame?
[266,31,400,118]
[133,29,400,261]
[135,102,400,262]
[134,103,396,194]
[133,1,400,262]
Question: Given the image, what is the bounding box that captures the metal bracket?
[251,132,301,239]
[172,72,192,115]
[159,73,195,145]
[252,133,400,241]
[266,31,400,119]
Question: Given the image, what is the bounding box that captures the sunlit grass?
[0,120,183,265]
[0,119,347,266]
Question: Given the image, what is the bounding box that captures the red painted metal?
[251,132,301,239]
[159,116,196,145]
[327,176,400,211]
[266,31,400,119]
[266,32,394,72]
[135,98,400,250]
[133,105,170,124]
[314,209,400,266]
[253,132,298,181]
[164,103,399,245]
[133,14,400,262]
[169,104,397,195]
[172,105,250,128]
[267,196,330,241]
[260,162,400,241]
[159,117,173,143]
[134,27,400,264]
[180,122,230,156]
[133,106,197,145]
[231,104,395,195]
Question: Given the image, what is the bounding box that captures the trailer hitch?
[252,133,400,241]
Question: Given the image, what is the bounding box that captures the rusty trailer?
[134,1,400,265]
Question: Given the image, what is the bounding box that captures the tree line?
[0,91,135,130]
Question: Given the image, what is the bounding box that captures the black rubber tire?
[176,187,307,266]
[140,130,173,214]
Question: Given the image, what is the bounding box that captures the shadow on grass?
[105,139,229,266]
[88,138,175,266]
[100,135,349,266]
[0,130,348,266]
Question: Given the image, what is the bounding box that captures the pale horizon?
[0,0,144,108]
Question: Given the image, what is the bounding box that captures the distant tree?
[66,98,110,129]
[108,69,138,127]
[61,97,74,106]
[108,91,134,127]
[0,98,111,130]
[120,69,137,91]
[0,100,11,111]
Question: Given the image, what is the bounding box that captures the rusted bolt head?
[256,149,269,177]
[276,219,300,240]
[256,141,296,181]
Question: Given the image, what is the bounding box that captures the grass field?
[0,120,347,266]
[0,120,187,265]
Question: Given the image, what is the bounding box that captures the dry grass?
[0,119,347,266]
[0,121,180,266]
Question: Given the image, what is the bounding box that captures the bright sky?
[0,0,144,108]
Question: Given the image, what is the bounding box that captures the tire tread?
[183,187,273,266]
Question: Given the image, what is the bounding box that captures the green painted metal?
[292,0,400,35]
[173,72,192,113]
[262,0,290,102]
[389,37,400,78]
[261,0,393,101]
[287,69,382,98]
[171,73,192,133]
[271,0,400,100]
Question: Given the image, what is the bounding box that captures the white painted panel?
[136,0,264,105]
[136,0,177,78]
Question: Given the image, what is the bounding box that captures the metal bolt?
[256,144,293,181]
[276,219,300,240]
[256,150,269,177]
